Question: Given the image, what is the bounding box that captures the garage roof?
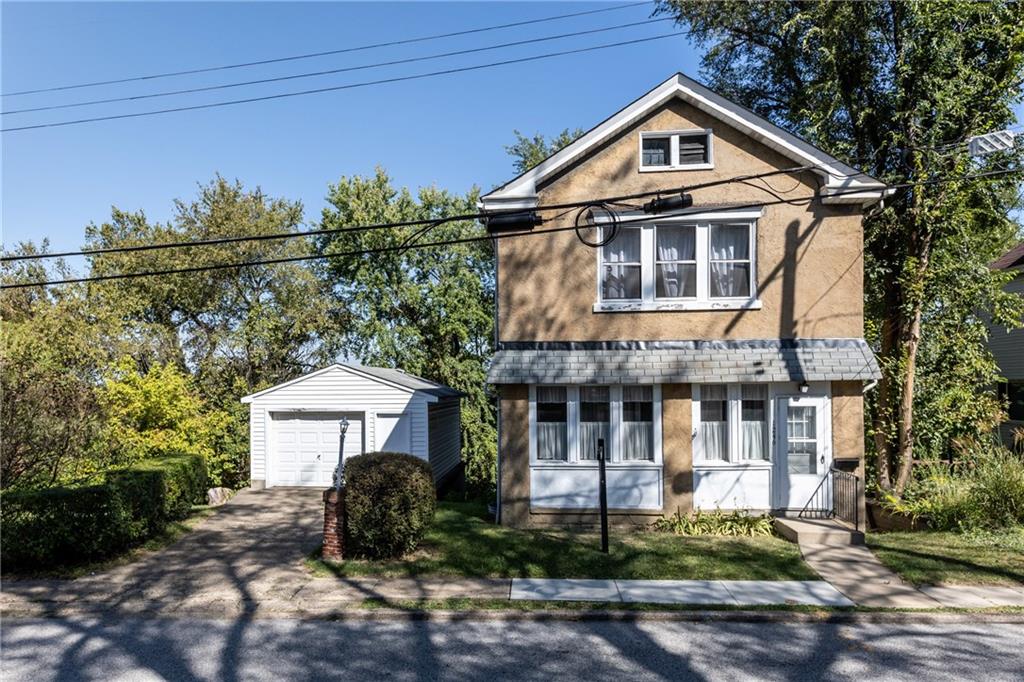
[241,363,463,403]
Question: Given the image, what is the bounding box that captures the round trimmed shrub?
[344,451,436,559]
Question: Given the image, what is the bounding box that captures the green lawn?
[867,527,1024,586]
[309,501,816,580]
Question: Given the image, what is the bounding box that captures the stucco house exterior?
[990,242,1024,447]
[483,73,886,527]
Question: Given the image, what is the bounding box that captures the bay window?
[530,385,661,465]
[596,213,759,311]
[694,384,771,464]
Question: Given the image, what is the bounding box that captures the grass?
[308,501,816,581]
[867,527,1024,586]
[5,505,215,579]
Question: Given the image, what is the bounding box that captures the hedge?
[344,451,436,559]
[1,453,208,570]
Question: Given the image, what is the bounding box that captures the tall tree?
[657,0,1024,496]
[505,128,585,174]
[316,169,497,488]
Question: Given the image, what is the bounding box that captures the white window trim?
[639,129,715,171]
[529,384,662,468]
[595,209,762,312]
[691,384,775,469]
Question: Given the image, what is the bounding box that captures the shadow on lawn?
[870,543,1024,585]
[315,501,815,581]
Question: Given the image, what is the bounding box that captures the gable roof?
[481,73,887,210]
[992,242,1024,271]
[240,363,463,403]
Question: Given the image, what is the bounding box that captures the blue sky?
[2,1,700,256]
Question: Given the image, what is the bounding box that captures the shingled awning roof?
[487,339,879,385]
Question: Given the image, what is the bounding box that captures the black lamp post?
[335,416,350,492]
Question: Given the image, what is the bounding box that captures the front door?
[774,395,831,510]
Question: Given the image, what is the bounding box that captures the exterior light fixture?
[799,381,810,394]
[642,192,693,214]
[484,210,544,235]
[335,416,350,491]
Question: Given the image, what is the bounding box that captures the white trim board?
[480,73,886,209]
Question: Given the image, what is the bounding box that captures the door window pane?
[536,387,567,462]
[700,384,728,461]
[642,136,670,166]
[622,386,653,461]
[786,404,817,474]
[580,386,610,461]
[740,385,768,460]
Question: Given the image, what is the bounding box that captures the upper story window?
[597,212,760,312]
[639,130,713,171]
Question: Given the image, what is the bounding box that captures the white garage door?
[270,412,363,487]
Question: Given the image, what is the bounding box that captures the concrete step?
[774,517,865,546]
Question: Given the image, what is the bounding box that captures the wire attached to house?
[1,1,654,97]
[3,168,1018,290]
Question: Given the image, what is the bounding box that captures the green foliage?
[0,454,208,570]
[652,509,777,537]
[505,128,585,174]
[317,169,496,490]
[883,440,1024,531]
[344,451,437,559]
[657,0,1024,494]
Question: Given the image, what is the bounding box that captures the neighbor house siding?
[991,273,1024,380]
[427,397,462,482]
[249,405,267,486]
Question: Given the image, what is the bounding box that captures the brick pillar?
[322,487,345,561]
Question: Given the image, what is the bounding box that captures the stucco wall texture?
[497,98,866,343]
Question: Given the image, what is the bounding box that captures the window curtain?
[536,387,567,462]
[710,225,750,298]
[603,229,641,299]
[700,384,728,461]
[656,225,697,298]
[622,386,653,461]
[579,386,610,461]
[740,385,768,460]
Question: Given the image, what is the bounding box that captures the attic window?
[639,130,713,171]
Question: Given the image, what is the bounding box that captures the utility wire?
[1,2,653,98]
[2,19,674,116]
[1,32,682,133]
[4,168,1017,290]
[1,163,870,263]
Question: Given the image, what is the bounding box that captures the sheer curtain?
[536,387,567,461]
[656,225,697,298]
[579,386,610,461]
[710,224,750,298]
[740,384,768,460]
[700,384,728,460]
[602,228,641,299]
[621,385,653,461]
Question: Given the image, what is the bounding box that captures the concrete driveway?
[3,488,325,608]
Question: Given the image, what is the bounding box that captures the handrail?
[798,465,861,532]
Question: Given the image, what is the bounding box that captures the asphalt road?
[2,615,1023,681]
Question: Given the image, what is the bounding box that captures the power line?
[1,2,653,98]
[0,32,683,133]
[4,168,1018,290]
[0,163,865,263]
[2,19,674,116]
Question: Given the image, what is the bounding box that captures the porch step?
[774,517,864,546]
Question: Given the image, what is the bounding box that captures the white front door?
[774,395,831,510]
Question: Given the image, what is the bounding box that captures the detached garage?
[241,364,463,489]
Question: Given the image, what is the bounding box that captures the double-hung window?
[694,384,771,464]
[597,213,759,311]
[531,385,661,464]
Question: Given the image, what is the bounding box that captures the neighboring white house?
[241,364,463,489]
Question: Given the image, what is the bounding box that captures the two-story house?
[483,74,885,527]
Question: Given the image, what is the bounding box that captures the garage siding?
[428,397,462,481]
[247,366,445,487]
